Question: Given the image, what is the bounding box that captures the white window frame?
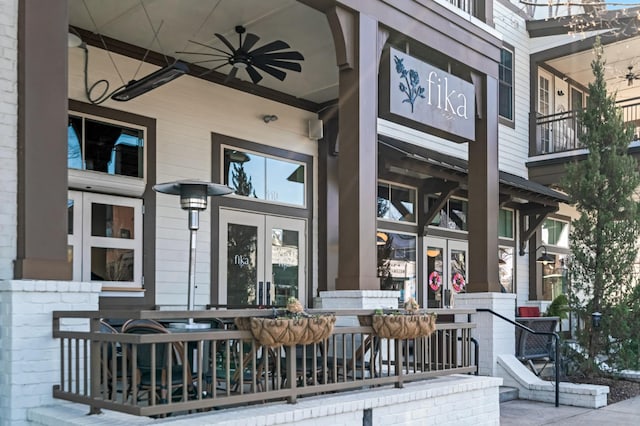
[68,190,144,294]
[499,47,514,122]
[541,217,570,249]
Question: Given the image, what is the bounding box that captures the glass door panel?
[226,222,259,306]
[267,217,305,306]
[423,237,468,308]
[425,239,445,309]
[220,210,306,307]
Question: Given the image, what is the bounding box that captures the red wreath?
[428,271,442,291]
[452,272,466,293]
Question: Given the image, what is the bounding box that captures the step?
[499,386,519,403]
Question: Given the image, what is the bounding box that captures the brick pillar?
[455,292,516,376]
[0,280,101,425]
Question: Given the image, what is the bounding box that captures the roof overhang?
[379,135,569,207]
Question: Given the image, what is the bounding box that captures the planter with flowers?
[235,297,336,347]
[369,298,437,340]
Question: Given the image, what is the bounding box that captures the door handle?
[258,281,264,306]
[266,281,271,306]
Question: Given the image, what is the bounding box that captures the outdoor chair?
[122,319,195,405]
[515,317,559,376]
[99,319,128,400]
[327,334,380,380]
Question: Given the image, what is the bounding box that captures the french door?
[219,209,306,307]
[423,237,468,308]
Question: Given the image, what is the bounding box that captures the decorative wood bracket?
[518,205,558,255]
[420,180,459,236]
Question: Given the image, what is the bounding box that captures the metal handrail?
[476,308,560,407]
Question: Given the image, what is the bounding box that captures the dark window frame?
[499,45,515,126]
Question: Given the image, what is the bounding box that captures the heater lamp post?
[153,180,233,328]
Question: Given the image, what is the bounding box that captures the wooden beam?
[519,205,558,255]
[420,181,459,236]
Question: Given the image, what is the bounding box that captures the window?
[541,218,569,248]
[499,246,514,293]
[68,191,143,292]
[428,196,468,231]
[223,147,306,207]
[68,115,144,178]
[376,231,417,304]
[377,181,416,222]
[541,253,569,301]
[499,48,514,121]
[498,208,514,239]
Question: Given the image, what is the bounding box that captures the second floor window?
[499,48,514,121]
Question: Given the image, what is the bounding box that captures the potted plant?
[369,298,437,340]
[236,297,336,347]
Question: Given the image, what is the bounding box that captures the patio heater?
[153,180,233,328]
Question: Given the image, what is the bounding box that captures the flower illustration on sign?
[394,55,425,113]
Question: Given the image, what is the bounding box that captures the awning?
[379,135,569,206]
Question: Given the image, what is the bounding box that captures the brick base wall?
[0,280,101,426]
[28,375,502,426]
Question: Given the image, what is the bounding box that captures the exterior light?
[591,311,602,328]
[535,245,554,265]
[153,180,233,328]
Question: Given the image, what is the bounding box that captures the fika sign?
[382,47,475,141]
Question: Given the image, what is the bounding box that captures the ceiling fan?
[622,66,640,86]
[177,25,304,84]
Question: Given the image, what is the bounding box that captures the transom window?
[223,147,306,207]
[499,208,514,239]
[68,114,144,178]
[541,218,569,248]
[428,197,468,232]
[377,181,416,222]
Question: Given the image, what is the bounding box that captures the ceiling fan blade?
[192,58,228,65]
[198,62,230,77]
[241,33,260,52]
[259,51,304,61]
[175,51,228,58]
[252,62,287,81]
[253,58,301,72]
[215,33,237,54]
[224,66,239,83]
[186,40,231,56]
[249,40,290,56]
[245,65,263,84]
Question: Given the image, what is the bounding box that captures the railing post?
[285,345,297,403]
[395,339,404,388]
[89,317,101,415]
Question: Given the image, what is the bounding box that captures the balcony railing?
[52,308,477,418]
[534,98,640,156]
[445,0,481,18]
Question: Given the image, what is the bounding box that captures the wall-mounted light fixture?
[557,89,565,96]
[534,245,554,265]
[591,311,602,328]
[263,114,278,123]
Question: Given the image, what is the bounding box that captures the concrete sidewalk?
[500,395,640,425]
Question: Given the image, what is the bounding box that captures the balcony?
[444,0,482,19]
[52,308,477,418]
[533,98,640,157]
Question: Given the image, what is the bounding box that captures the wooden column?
[327,8,380,290]
[467,75,500,293]
[15,1,71,279]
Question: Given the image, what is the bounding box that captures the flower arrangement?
[370,298,437,340]
[238,297,336,347]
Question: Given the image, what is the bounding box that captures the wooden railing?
[533,98,640,156]
[52,308,476,418]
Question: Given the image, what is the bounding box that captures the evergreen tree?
[561,37,640,373]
